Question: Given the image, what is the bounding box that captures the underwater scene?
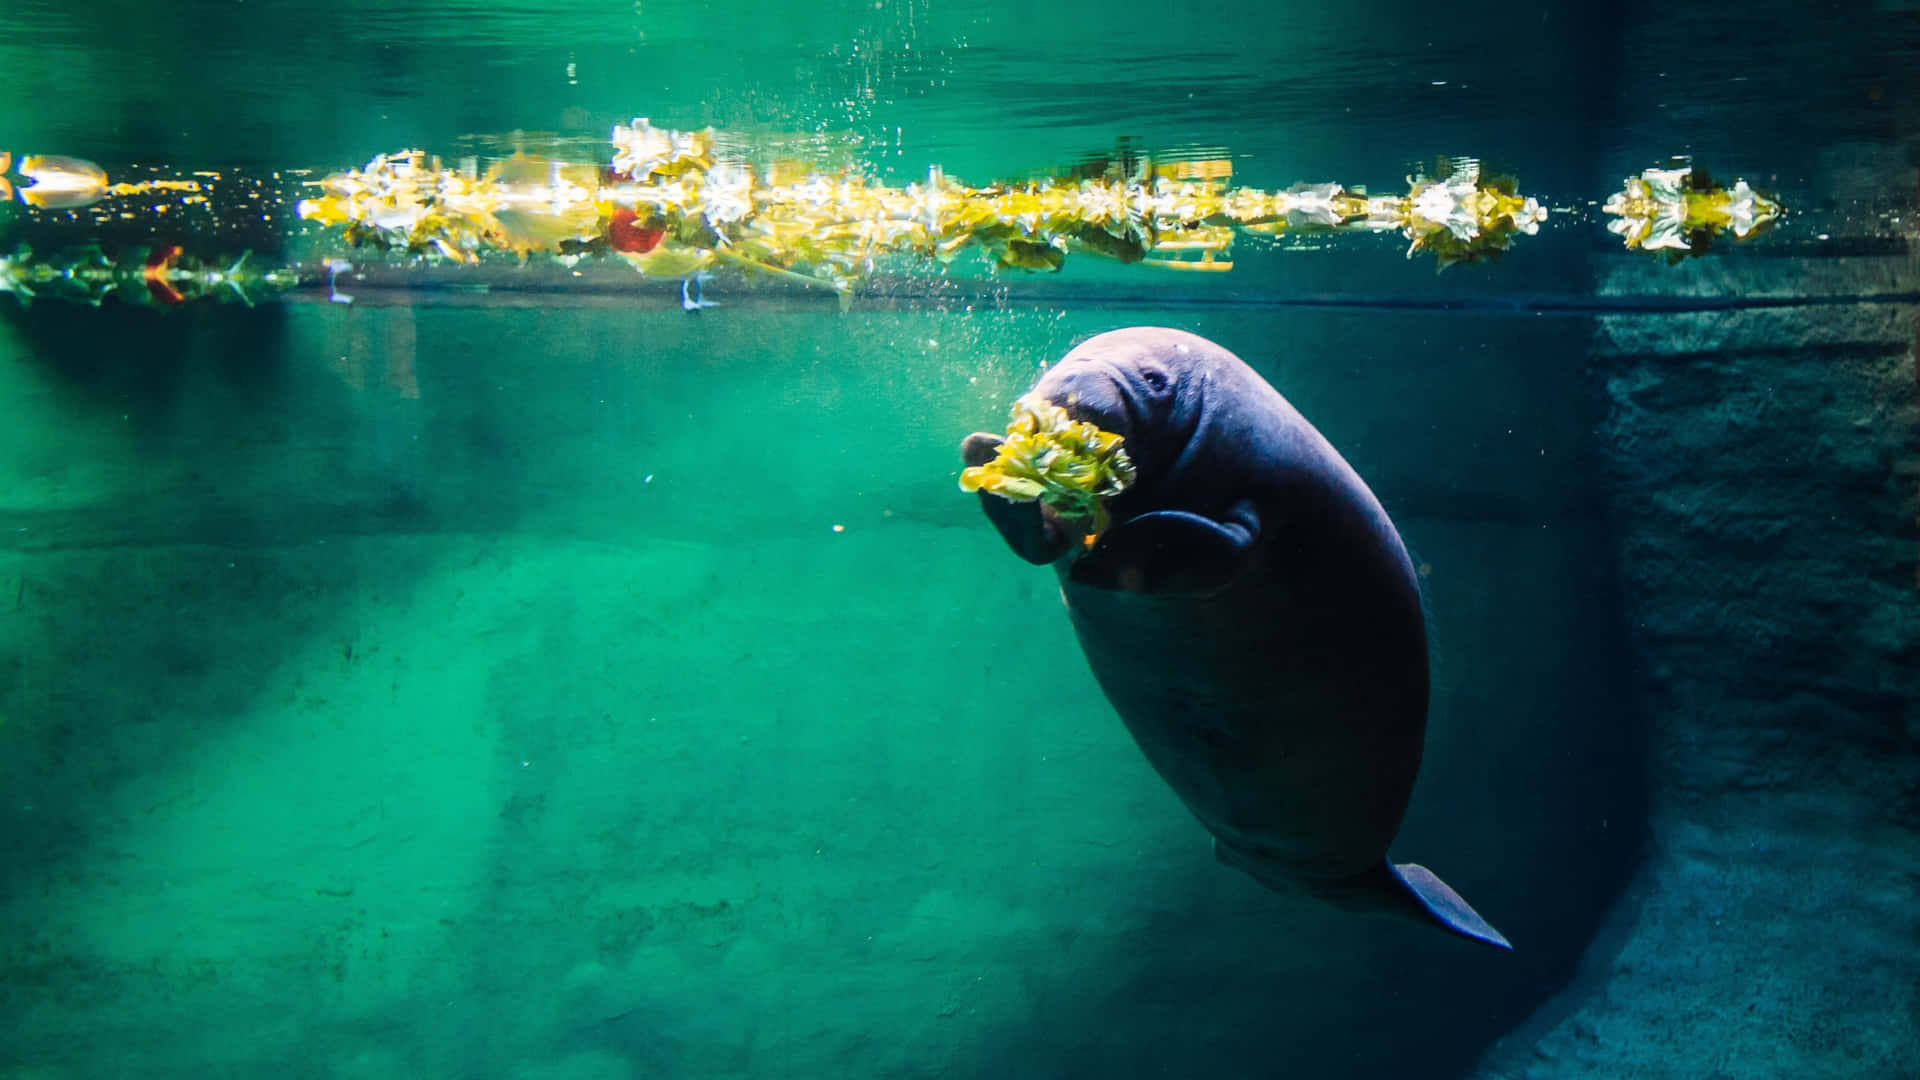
[1,1,1915,1078]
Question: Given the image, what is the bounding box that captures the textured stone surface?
[1475,291,1920,1078]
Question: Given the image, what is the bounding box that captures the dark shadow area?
[0,301,449,911]
[2,300,286,415]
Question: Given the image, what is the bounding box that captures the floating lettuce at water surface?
[959,394,1136,536]
[1601,165,1784,259]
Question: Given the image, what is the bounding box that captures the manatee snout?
[957,429,1073,564]
[1031,368,1137,445]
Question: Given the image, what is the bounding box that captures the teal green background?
[1,1,1914,1077]
[0,298,1632,1077]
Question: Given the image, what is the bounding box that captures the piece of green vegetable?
[960,394,1136,535]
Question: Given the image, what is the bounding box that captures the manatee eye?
[1139,367,1170,394]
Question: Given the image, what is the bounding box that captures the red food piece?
[143,245,185,305]
[608,209,664,254]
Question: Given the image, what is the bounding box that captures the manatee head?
[1029,326,1217,485]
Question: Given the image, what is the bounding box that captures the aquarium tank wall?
[0,1,1914,1078]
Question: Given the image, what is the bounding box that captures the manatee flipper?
[1383,862,1512,950]
[961,433,1073,565]
[1213,840,1510,950]
[1306,861,1512,949]
[960,432,1004,468]
[1070,502,1260,596]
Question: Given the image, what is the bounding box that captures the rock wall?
[1475,254,1920,1078]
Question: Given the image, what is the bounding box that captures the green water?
[0,298,1634,1078]
[2,2,1915,1079]
[0,290,1643,1068]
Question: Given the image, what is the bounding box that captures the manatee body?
[963,327,1509,949]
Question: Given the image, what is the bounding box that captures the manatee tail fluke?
[1387,862,1512,950]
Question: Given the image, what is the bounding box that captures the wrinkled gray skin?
[962,327,1509,949]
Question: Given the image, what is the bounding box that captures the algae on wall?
[1474,258,1920,1079]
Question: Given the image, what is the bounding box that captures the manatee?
[962,326,1510,949]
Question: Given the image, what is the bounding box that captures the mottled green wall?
[0,301,1636,1078]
